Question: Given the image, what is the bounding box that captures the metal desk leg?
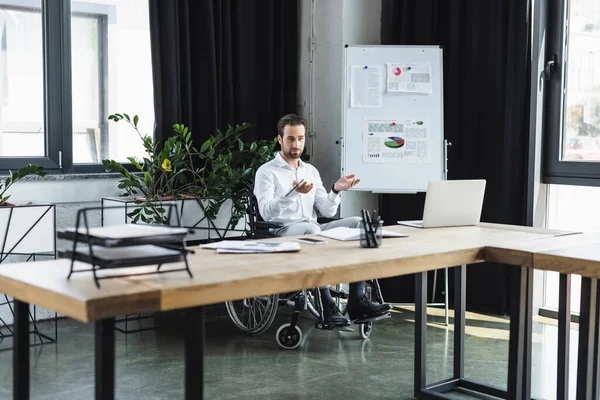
[453,265,465,380]
[507,266,532,400]
[577,277,598,399]
[557,274,571,400]
[414,271,428,398]
[445,268,450,327]
[185,306,205,400]
[594,283,600,399]
[414,266,465,399]
[95,318,115,400]
[14,300,29,400]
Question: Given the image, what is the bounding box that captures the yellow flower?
[161,159,172,172]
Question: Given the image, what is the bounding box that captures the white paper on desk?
[317,227,408,241]
[351,66,382,107]
[201,240,301,253]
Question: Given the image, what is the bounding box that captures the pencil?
[285,179,305,197]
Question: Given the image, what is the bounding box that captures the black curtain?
[149,0,298,144]
[380,1,532,315]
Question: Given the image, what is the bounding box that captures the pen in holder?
[360,209,383,248]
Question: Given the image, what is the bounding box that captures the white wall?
[299,0,380,218]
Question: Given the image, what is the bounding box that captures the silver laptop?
[398,179,486,228]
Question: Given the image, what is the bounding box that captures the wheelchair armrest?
[254,221,284,230]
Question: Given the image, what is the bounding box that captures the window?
[0,2,44,158]
[0,0,154,173]
[544,0,600,184]
[540,184,600,314]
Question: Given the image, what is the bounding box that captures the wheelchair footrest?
[315,322,356,332]
[315,322,337,330]
[352,311,391,324]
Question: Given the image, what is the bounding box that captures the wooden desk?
[535,243,600,400]
[476,231,600,400]
[0,224,591,400]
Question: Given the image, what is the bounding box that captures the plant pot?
[0,202,57,347]
[0,202,55,256]
[134,195,178,201]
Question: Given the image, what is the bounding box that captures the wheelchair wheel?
[359,322,372,339]
[225,294,279,335]
[276,323,303,349]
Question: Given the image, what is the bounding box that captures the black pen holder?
[360,220,383,248]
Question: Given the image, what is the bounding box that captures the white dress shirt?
[254,152,341,226]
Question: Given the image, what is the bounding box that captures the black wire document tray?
[59,245,187,269]
[60,205,193,287]
[58,224,189,247]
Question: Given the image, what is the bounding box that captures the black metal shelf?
[58,224,189,248]
[59,244,188,269]
[0,203,58,350]
[62,205,193,288]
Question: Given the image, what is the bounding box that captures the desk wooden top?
[0,259,161,321]
[535,242,600,276]
[0,224,589,322]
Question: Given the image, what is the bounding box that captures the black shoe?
[323,304,351,326]
[347,296,392,321]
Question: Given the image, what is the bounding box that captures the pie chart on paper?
[384,136,405,149]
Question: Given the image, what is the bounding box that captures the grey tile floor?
[0,306,580,399]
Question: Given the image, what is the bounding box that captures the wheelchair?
[225,196,391,349]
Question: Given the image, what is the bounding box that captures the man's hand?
[293,180,314,194]
[334,174,360,192]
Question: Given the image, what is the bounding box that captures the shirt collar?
[275,152,304,170]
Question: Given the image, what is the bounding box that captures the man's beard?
[283,149,301,159]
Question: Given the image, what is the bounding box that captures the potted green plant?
[191,123,277,229]
[103,113,277,235]
[0,164,47,207]
[102,113,201,224]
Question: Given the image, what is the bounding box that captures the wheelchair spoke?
[225,294,279,335]
[251,301,260,329]
[248,301,256,329]
[253,298,267,314]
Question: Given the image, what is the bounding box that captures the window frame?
[0,0,64,172]
[543,0,600,186]
[67,9,109,172]
[0,0,142,175]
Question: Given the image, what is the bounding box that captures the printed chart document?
[200,240,301,254]
[351,65,382,107]
[386,62,432,94]
[363,118,430,164]
[317,227,408,242]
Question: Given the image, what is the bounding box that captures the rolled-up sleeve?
[254,167,300,221]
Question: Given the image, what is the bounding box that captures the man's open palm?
[334,174,360,192]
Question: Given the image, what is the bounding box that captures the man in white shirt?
[254,114,391,327]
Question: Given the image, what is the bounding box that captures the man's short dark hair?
[277,114,307,137]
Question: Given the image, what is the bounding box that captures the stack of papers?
[200,240,301,254]
[317,227,408,241]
